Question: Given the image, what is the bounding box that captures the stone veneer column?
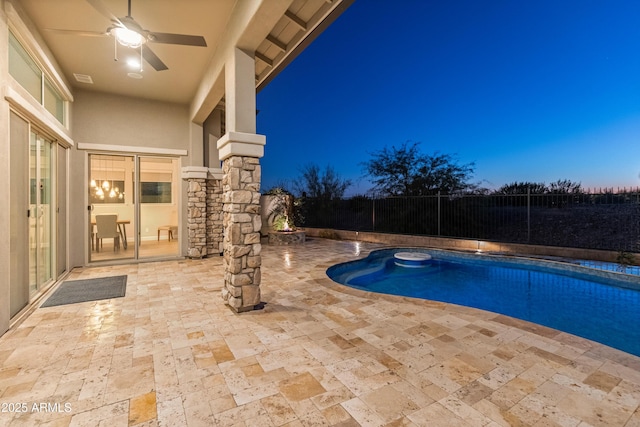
[182,166,223,259]
[206,177,224,255]
[220,155,262,312]
[218,48,265,312]
[186,178,207,258]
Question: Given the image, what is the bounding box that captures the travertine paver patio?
[1,239,639,426]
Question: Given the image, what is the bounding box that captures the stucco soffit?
[190,0,294,124]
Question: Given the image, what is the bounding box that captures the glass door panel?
[38,139,52,286]
[10,112,30,317]
[89,154,135,262]
[138,157,179,259]
[56,144,67,277]
[29,132,53,295]
[29,133,36,292]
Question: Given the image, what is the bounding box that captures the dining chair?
[95,214,120,251]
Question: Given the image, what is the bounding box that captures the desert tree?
[547,179,583,194]
[494,181,548,194]
[361,141,475,196]
[293,164,352,199]
[494,180,583,194]
[291,164,352,228]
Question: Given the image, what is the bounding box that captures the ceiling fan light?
[111,27,145,48]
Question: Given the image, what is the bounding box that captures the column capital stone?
[217,132,266,161]
[208,167,224,180]
[181,166,209,180]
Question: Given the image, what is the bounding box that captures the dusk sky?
[256,0,640,195]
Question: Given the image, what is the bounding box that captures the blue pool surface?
[327,248,640,357]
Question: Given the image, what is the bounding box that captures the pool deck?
[1,239,639,426]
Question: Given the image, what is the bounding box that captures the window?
[9,32,41,103]
[44,79,65,124]
[140,168,173,204]
[141,182,172,203]
[8,31,66,125]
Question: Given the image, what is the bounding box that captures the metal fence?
[300,189,640,252]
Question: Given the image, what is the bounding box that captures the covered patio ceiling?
[16,0,353,118]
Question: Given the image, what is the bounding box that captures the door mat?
[41,275,127,307]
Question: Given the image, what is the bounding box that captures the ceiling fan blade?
[85,0,122,25]
[149,32,207,47]
[44,28,108,38]
[141,45,168,71]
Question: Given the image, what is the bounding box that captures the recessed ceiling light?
[126,58,141,69]
[73,73,93,84]
[127,72,143,79]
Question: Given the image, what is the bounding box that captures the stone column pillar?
[219,48,266,313]
[207,168,224,255]
[187,178,207,258]
[182,167,209,258]
[220,154,263,311]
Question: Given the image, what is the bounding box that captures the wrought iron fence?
[299,189,640,252]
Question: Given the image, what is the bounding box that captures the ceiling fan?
[46,0,207,71]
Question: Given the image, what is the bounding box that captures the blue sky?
[256,0,640,195]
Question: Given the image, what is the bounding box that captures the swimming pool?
[327,248,640,357]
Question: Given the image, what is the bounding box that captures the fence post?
[372,197,376,231]
[527,186,531,243]
[437,191,441,236]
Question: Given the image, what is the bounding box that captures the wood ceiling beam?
[266,34,287,52]
[255,51,273,67]
[284,10,307,31]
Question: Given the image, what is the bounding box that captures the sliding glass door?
[138,156,180,259]
[88,154,179,262]
[88,154,135,262]
[10,111,67,318]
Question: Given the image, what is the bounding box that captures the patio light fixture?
[110,26,146,48]
[110,26,146,73]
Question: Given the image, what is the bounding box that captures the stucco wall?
[69,90,195,266]
[72,90,190,149]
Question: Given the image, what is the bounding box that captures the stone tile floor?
[1,239,639,426]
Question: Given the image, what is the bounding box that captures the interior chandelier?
[90,157,124,200]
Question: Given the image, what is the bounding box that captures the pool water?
[327,248,640,357]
